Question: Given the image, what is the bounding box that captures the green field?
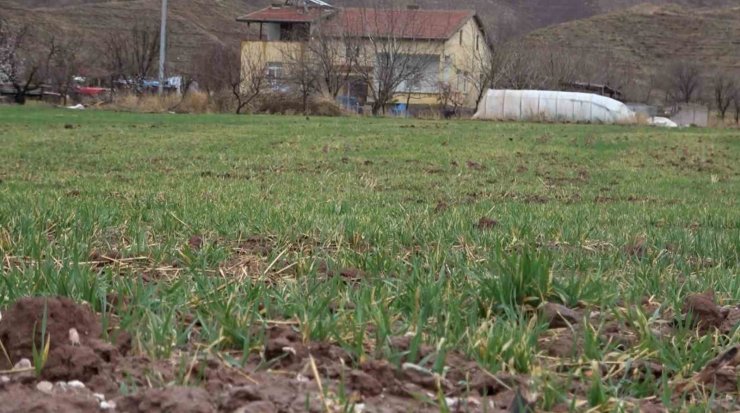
[0,106,738,412]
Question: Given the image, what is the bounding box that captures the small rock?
[93,393,106,401]
[67,380,85,389]
[295,374,310,383]
[69,328,81,346]
[100,400,116,410]
[36,381,54,394]
[13,358,32,370]
[541,303,580,328]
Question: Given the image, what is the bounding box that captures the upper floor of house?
[236,0,489,52]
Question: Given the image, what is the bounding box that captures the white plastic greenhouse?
[473,90,637,124]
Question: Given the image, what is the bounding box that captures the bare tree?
[191,44,268,114]
[500,47,546,90]
[44,38,82,105]
[306,25,359,99]
[280,45,320,115]
[0,19,44,104]
[711,72,736,121]
[352,5,435,115]
[102,24,160,97]
[102,32,128,101]
[665,61,702,104]
[128,24,160,93]
[437,81,465,117]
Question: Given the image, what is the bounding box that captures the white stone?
[100,401,116,410]
[66,380,85,389]
[36,381,54,394]
[295,374,310,383]
[69,328,81,346]
[13,358,31,370]
[93,393,106,401]
[0,376,9,383]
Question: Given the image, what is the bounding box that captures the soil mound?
[0,297,102,371]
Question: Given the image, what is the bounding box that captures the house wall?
[443,19,491,108]
[240,16,491,109]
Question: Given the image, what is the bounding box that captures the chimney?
[407,4,420,10]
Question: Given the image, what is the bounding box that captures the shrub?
[256,94,343,116]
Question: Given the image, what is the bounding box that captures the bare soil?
[0,297,533,413]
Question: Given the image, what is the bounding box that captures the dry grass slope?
[523,5,740,75]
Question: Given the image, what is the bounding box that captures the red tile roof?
[331,8,476,40]
[237,6,335,23]
[237,6,478,41]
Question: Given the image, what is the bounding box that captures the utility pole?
[158,0,168,95]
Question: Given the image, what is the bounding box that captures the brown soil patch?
[434,200,449,213]
[0,384,100,413]
[219,236,275,278]
[0,297,104,372]
[466,160,485,170]
[2,295,737,412]
[317,261,366,283]
[477,217,499,230]
[116,387,215,413]
[188,235,204,251]
[540,302,581,329]
[682,291,725,332]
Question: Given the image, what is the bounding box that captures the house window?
[476,35,480,50]
[266,63,284,89]
[383,54,439,93]
[459,31,463,46]
[346,44,360,60]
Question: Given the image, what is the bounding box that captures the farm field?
[0,106,738,412]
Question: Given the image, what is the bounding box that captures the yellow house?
[237,0,491,111]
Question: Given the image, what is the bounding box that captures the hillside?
[4,0,739,41]
[0,0,250,73]
[1,0,739,77]
[523,5,740,74]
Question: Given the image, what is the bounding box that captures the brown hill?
[523,4,740,73]
[1,0,738,77]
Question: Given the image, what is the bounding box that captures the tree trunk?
[371,102,381,116]
[14,92,26,105]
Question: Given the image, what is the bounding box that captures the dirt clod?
[682,291,725,331]
[189,235,204,251]
[540,303,580,328]
[466,160,485,170]
[0,297,102,371]
[115,386,215,413]
[477,217,498,230]
[348,369,383,396]
[435,200,449,213]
